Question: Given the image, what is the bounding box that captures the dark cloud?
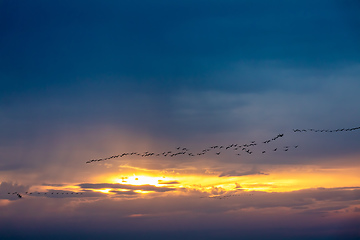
[318,187,360,190]
[219,167,268,177]
[300,205,349,215]
[110,190,138,196]
[157,180,180,185]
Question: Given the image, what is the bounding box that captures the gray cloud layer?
[1,186,359,239]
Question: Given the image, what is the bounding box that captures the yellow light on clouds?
[113,175,174,187]
[90,164,360,196]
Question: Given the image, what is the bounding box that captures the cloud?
[78,183,177,192]
[234,183,243,189]
[0,186,359,240]
[219,167,268,177]
[318,187,360,190]
[42,183,66,187]
[110,190,138,196]
[157,180,180,185]
[300,205,349,215]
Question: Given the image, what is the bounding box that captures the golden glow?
[113,175,175,187]
[79,164,360,197]
[133,190,152,194]
[93,188,114,194]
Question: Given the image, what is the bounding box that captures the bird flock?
[293,126,360,133]
[86,125,360,164]
[208,192,255,200]
[6,125,359,200]
[5,191,83,198]
[85,133,292,163]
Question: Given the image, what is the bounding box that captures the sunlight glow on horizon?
[82,164,360,196]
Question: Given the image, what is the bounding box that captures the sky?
[1,0,360,239]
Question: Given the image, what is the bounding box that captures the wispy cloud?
[78,183,177,192]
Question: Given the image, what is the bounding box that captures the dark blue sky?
[1,0,359,95]
[1,0,360,139]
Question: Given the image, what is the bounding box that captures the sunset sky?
[1,1,360,239]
